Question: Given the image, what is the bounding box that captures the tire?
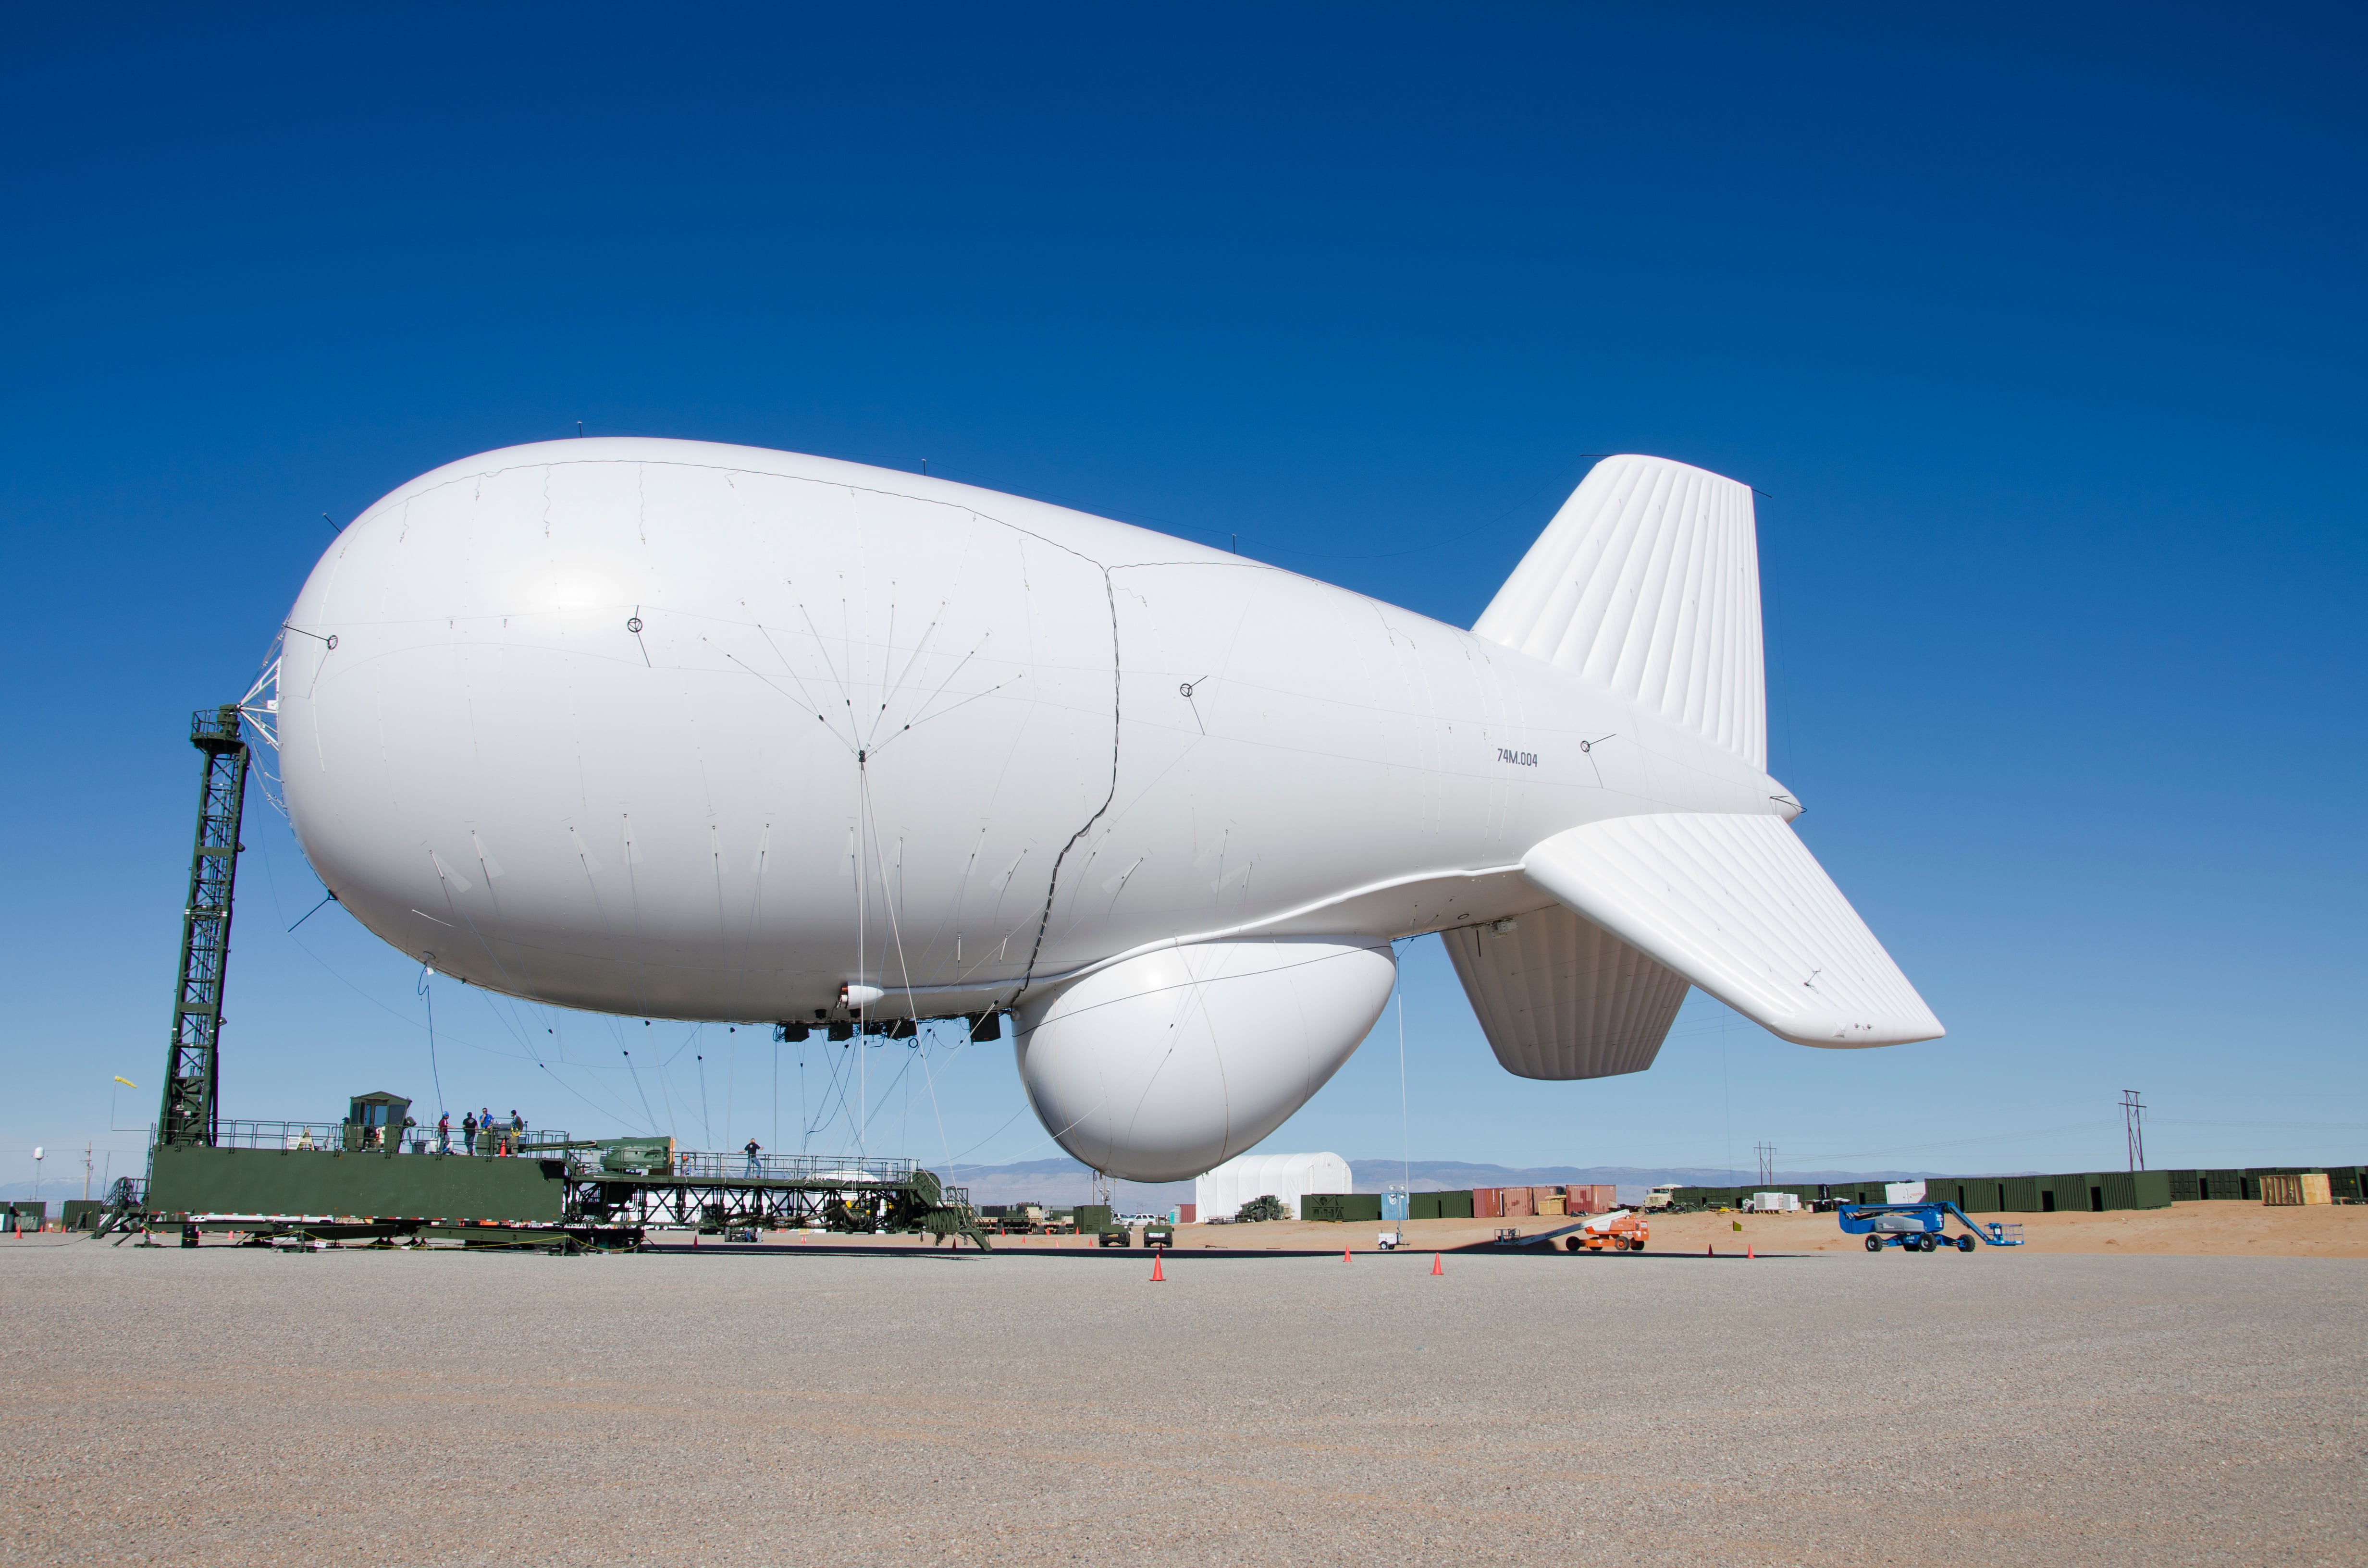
[1918,1234,1936,1252]
[1958,1236,1975,1252]
[1865,1235,1884,1252]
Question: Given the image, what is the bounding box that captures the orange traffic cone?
[1150,1250,1165,1282]
[1431,1252,1443,1276]
[1706,1244,1714,1257]
[1747,1245,1755,1259]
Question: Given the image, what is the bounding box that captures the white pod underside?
[1013,937,1396,1183]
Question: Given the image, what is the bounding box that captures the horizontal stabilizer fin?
[1475,455,1765,769]
[1521,814,1942,1048]
[1445,902,1689,1080]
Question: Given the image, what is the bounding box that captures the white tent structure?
[1193,1152,1352,1223]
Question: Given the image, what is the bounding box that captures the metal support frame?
[566,1171,987,1246]
[160,706,250,1147]
[2122,1089,2146,1173]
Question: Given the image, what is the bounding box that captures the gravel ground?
[2,1237,2360,1567]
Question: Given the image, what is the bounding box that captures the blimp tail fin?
[1474,455,1765,771]
[1444,902,1689,1080]
[1521,813,1943,1048]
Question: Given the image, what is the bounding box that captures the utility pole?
[1755,1142,1775,1186]
[2122,1090,2146,1172]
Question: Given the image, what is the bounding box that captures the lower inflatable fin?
[1444,903,1689,1080]
[1520,814,1943,1048]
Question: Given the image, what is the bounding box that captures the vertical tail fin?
[1475,455,1765,770]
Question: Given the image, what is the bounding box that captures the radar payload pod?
[276,440,1940,1181]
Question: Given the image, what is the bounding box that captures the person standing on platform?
[744,1138,763,1176]
[462,1111,477,1155]
[437,1112,451,1154]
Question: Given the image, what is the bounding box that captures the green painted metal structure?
[159,706,251,1148]
[147,1144,569,1224]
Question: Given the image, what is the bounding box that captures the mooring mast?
[158,704,251,1146]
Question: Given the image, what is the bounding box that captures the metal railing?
[215,1120,346,1150]
[208,1120,571,1156]
[656,1151,917,1184]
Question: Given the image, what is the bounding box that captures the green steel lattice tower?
[159,705,250,1146]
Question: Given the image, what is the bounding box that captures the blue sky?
[4,5,2362,1198]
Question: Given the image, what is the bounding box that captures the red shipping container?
[1179,1204,1196,1224]
[1471,1188,1504,1219]
[1566,1184,1617,1215]
[1503,1187,1535,1218]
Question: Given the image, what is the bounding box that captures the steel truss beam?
[160,706,250,1147]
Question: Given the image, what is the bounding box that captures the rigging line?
[533,1058,642,1135]
[660,1019,703,1068]
[286,891,336,932]
[282,922,544,1064]
[921,1028,952,1167]
[619,1049,660,1137]
[418,967,448,1117]
[752,623,839,726]
[954,1088,1112,1168]
[439,894,646,1128]
[654,1034,679,1144]
[870,847,952,1167]
[861,1037,924,1144]
[888,631,986,734]
[864,674,1026,760]
[871,784,927,1045]
[1012,568,1122,1003]
[696,1047,713,1146]
[808,1035,862,1149]
[791,596,858,723]
[862,604,960,749]
[1394,941,1410,1201]
[721,651,853,748]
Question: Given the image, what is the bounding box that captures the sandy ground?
[759,1199,2368,1258]
[5,1234,2361,1567]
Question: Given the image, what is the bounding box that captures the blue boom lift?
[1837,1202,2025,1253]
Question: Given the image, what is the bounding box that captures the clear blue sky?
[4,6,2361,1198]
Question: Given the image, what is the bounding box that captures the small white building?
[1885,1181,1928,1204]
[1193,1152,1351,1223]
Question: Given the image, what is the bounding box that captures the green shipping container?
[2200,1169,2246,1200]
[1301,1194,1383,1223]
[1073,1205,1113,1233]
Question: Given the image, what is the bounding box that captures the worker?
[744,1138,763,1176]
[436,1112,451,1154]
[462,1111,478,1155]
